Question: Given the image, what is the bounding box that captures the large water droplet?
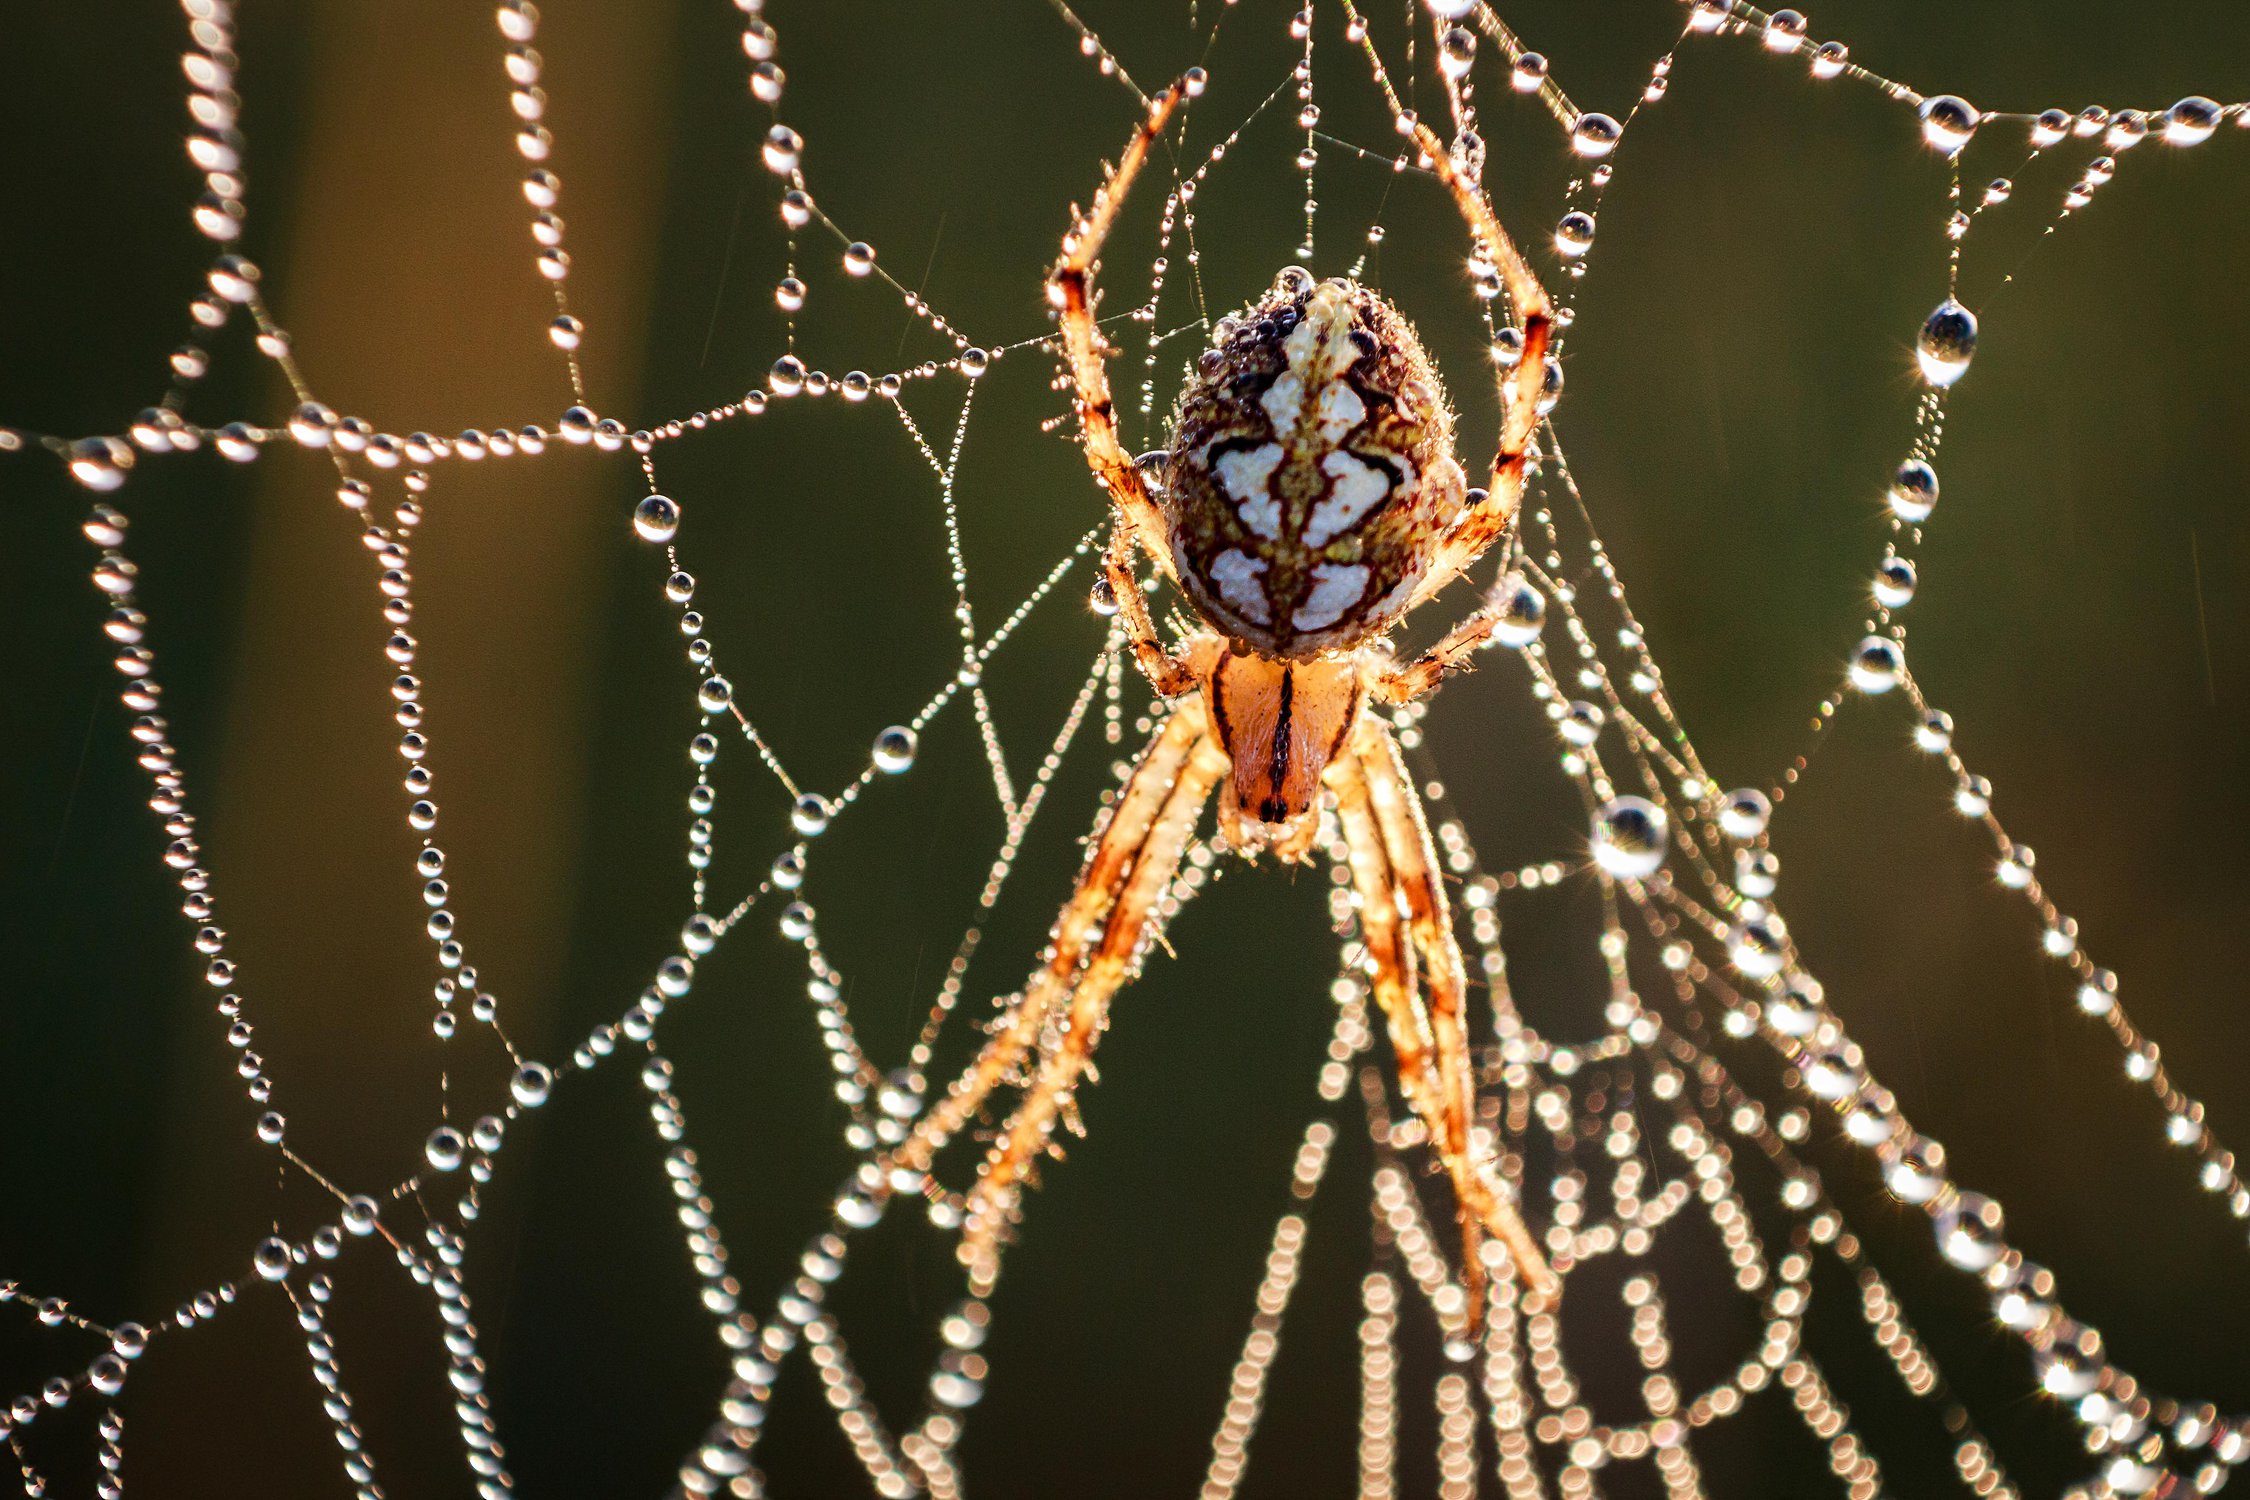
[511,1061,554,1107]
[1888,458,1939,522]
[633,494,680,543]
[2164,96,2222,147]
[1936,1191,2005,1270]
[1916,297,1977,386]
[1873,556,1917,607]
[1717,788,1771,839]
[1848,636,1904,693]
[1593,797,1668,878]
[425,1125,466,1172]
[1569,112,1621,159]
[873,726,917,773]
[1918,95,1978,154]
[1490,576,1545,647]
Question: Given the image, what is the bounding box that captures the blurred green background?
[3,1,2247,1496]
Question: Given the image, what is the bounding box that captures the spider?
[880,75,1560,1319]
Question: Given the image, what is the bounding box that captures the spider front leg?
[882,697,1215,1185]
[1375,591,1512,705]
[1052,76,1197,573]
[1403,116,1558,609]
[1331,721,1557,1315]
[960,704,1229,1292]
[1101,528,1195,700]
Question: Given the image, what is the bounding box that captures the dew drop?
[1916,297,1977,386]
[633,493,680,543]
[1848,636,1904,693]
[341,1196,379,1236]
[1887,458,1939,522]
[1556,699,1603,746]
[1873,556,1917,608]
[1511,51,1546,92]
[791,793,832,836]
[1728,915,1788,978]
[2164,96,2222,147]
[1554,210,1596,257]
[1592,797,1668,879]
[426,1126,466,1172]
[1918,94,1978,154]
[511,1061,554,1107]
[68,437,134,492]
[1569,112,1621,159]
[1936,1191,2005,1270]
[762,124,802,175]
[253,1238,292,1281]
[1717,788,1771,839]
[873,726,917,773]
[1490,575,1545,647]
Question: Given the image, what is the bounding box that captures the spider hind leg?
[1330,717,1557,1326]
[954,699,1229,1293]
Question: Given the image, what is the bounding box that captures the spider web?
[2,1,2248,1497]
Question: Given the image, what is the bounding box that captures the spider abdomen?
[1161,272,1467,659]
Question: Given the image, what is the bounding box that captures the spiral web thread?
[3,0,2246,1497]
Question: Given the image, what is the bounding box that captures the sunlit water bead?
[340,1195,380,1237]
[425,1125,466,1173]
[1569,111,1622,159]
[1808,39,1849,79]
[252,1237,293,1282]
[2033,1319,2108,1399]
[1717,787,1771,839]
[510,1061,554,1108]
[1954,774,1993,817]
[1437,27,1474,81]
[1511,51,1547,92]
[1935,1191,2007,1271]
[68,437,135,491]
[1553,210,1596,258]
[770,353,807,397]
[1873,555,1917,608]
[1422,0,1476,19]
[791,792,832,836]
[1735,847,1780,898]
[1761,9,1806,51]
[1879,1132,1948,1204]
[842,241,876,277]
[696,675,732,715]
[632,493,680,543]
[1489,574,1545,647]
[762,124,802,175]
[872,725,917,773]
[1848,635,1904,693]
[2164,96,2224,147]
[1887,458,1939,522]
[1555,698,1604,746]
[1916,297,1977,386]
[1917,95,1979,155]
[1592,797,1669,879]
[1727,912,1789,978]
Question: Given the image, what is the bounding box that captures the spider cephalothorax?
[883,76,1561,1323]
[1161,270,1468,657]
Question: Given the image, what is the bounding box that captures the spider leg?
[1375,596,1508,705]
[884,698,1215,1183]
[1331,720,1557,1312]
[1052,78,1195,577]
[1401,116,1557,610]
[1102,525,1196,699]
[960,707,1230,1292]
